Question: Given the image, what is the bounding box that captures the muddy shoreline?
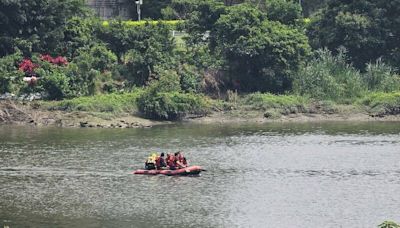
[1,100,399,128]
[0,100,165,128]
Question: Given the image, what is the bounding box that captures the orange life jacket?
[155,156,161,167]
[167,155,177,168]
[155,156,166,168]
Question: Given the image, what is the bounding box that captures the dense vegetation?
[0,0,399,120]
[378,221,400,228]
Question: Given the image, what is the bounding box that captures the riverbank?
[0,100,164,128]
[1,98,399,128]
[188,110,400,124]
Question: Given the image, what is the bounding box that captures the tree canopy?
[209,4,310,92]
[0,0,89,56]
[308,0,400,69]
[0,0,399,111]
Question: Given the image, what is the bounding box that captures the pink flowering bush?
[18,59,38,76]
[18,54,69,77]
[40,54,68,66]
[52,56,68,66]
[40,54,53,62]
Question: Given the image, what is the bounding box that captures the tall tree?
[211,4,310,92]
[97,21,175,86]
[300,0,328,17]
[181,0,226,45]
[264,0,302,25]
[308,0,400,69]
[0,0,88,56]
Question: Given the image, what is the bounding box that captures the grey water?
[0,122,400,228]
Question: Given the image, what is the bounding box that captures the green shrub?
[378,221,400,228]
[264,109,282,119]
[265,0,302,25]
[66,44,117,96]
[77,44,118,72]
[147,68,182,94]
[137,91,210,120]
[381,76,400,93]
[293,48,366,102]
[40,70,71,100]
[358,92,400,115]
[0,51,24,94]
[95,71,121,94]
[98,21,175,86]
[243,92,309,112]
[178,64,201,93]
[136,68,210,120]
[364,59,400,92]
[59,16,102,58]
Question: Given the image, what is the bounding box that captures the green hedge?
[102,20,182,27]
[137,91,210,120]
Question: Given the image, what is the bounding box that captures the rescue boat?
[133,165,204,176]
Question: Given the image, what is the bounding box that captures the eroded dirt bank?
[0,100,165,128]
[1,100,399,128]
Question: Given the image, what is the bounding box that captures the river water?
[1,122,400,228]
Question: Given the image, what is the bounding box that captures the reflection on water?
[1,122,400,227]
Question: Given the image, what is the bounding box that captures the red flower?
[40,54,54,62]
[19,59,38,73]
[52,56,68,66]
[40,54,68,66]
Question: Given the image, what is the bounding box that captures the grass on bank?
[39,91,400,120]
[42,91,309,118]
[211,92,315,119]
[215,91,400,118]
[42,90,144,113]
[242,92,309,111]
[358,92,400,115]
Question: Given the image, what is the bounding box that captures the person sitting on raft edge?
[180,153,188,167]
[175,151,188,169]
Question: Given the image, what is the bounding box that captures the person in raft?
[145,153,157,170]
[166,153,177,170]
[145,151,188,170]
[175,151,188,169]
[155,153,167,170]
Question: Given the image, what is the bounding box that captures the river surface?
[1,122,400,228]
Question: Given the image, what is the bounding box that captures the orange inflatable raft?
[133,165,204,176]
